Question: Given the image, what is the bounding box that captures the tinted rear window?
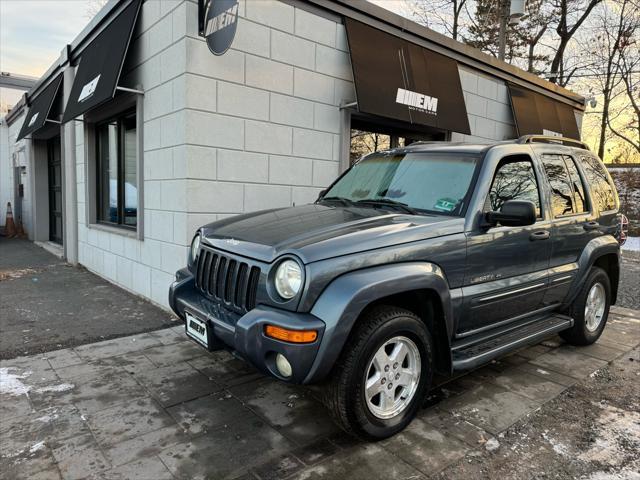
[580,156,616,212]
[563,155,587,213]
[542,154,575,217]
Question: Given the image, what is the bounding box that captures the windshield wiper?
[318,196,354,206]
[354,198,418,215]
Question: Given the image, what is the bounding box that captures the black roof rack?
[517,135,589,150]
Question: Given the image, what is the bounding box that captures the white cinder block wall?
[452,66,517,143]
[180,0,353,230]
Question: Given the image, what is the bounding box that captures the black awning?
[345,19,470,135]
[508,83,580,140]
[17,75,63,141]
[62,0,141,123]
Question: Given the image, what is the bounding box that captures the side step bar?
[452,314,573,372]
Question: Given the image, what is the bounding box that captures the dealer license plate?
[185,312,208,348]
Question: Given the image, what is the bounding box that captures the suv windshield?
[322,152,480,216]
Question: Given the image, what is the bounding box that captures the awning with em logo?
[62,0,142,123]
[17,75,63,141]
[345,18,470,135]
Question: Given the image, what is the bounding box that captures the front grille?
[194,247,261,313]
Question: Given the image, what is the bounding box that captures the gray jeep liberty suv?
[169,135,628,440]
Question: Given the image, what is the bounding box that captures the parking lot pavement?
[0,238,175,359]
[619,251,640,310]
[1,307,638,480]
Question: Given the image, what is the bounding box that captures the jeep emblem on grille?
[225,238,240,246]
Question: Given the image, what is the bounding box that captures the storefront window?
[96,110,137,228]
[349,117,446,165]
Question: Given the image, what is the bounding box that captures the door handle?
[530,230,550,241]
[583,221,600,231]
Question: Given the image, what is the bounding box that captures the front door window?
[488,158,542,218]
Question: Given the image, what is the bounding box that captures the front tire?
[560,267,611,346]
[323,305,433,440]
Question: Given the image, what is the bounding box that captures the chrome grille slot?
[194,247,261,313]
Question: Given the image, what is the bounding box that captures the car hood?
[200,203,464,264]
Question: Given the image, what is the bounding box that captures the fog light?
[275,353,292,378]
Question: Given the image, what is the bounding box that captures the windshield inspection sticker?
[434,198,457,212]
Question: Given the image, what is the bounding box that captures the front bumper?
[169,269,325,384]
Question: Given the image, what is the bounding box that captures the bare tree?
[548,0,604,85]
[609,32,640,154]
[350,131,391,164]
[513,0,555,73]
[465,0,529,61]
[584,0,640,158]
[85,0,109,19]
[405,0,469,40]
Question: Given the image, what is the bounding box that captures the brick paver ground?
[1,307,638,480]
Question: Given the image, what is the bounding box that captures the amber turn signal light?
[264,325,318,343]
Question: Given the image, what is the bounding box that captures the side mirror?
[485,200,536,227]
[317,188,328,201]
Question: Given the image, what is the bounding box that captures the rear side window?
[542,154,575,217]
[581,155,616,212]
[489,158,541,218]
[563,156,588,213]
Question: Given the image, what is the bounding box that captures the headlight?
[190,233,201,262]
[274,259,302,299]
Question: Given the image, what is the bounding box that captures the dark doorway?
[47,136,63,244]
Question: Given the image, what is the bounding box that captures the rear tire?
[323,305,433,440]
[560,267,611,346]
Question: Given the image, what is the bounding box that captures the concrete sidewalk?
[0,238,175,359]
[1,307,638,480]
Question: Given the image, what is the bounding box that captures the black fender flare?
[303,262,453,383]
[566,236,620,306]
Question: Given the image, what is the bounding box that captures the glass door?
[47,136,63,244]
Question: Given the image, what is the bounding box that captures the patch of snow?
[0,368,32,396]
[621,237,640,252]
[582,469,640,480]
[29,442,45,454]
[0,441,46,461]
[35,413,59,423]
[536,368,551,376]
[1,447,26,459]
[34,383,74,393]
[542,432,570,456]
[0,369,74,396]
[485,438,500,452]
[579,404,640,466]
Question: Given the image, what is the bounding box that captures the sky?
[0,0,405,111]
[0,1,94,109]
[1,0,628,160]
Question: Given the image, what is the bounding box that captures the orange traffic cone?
[4,202,16,238]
